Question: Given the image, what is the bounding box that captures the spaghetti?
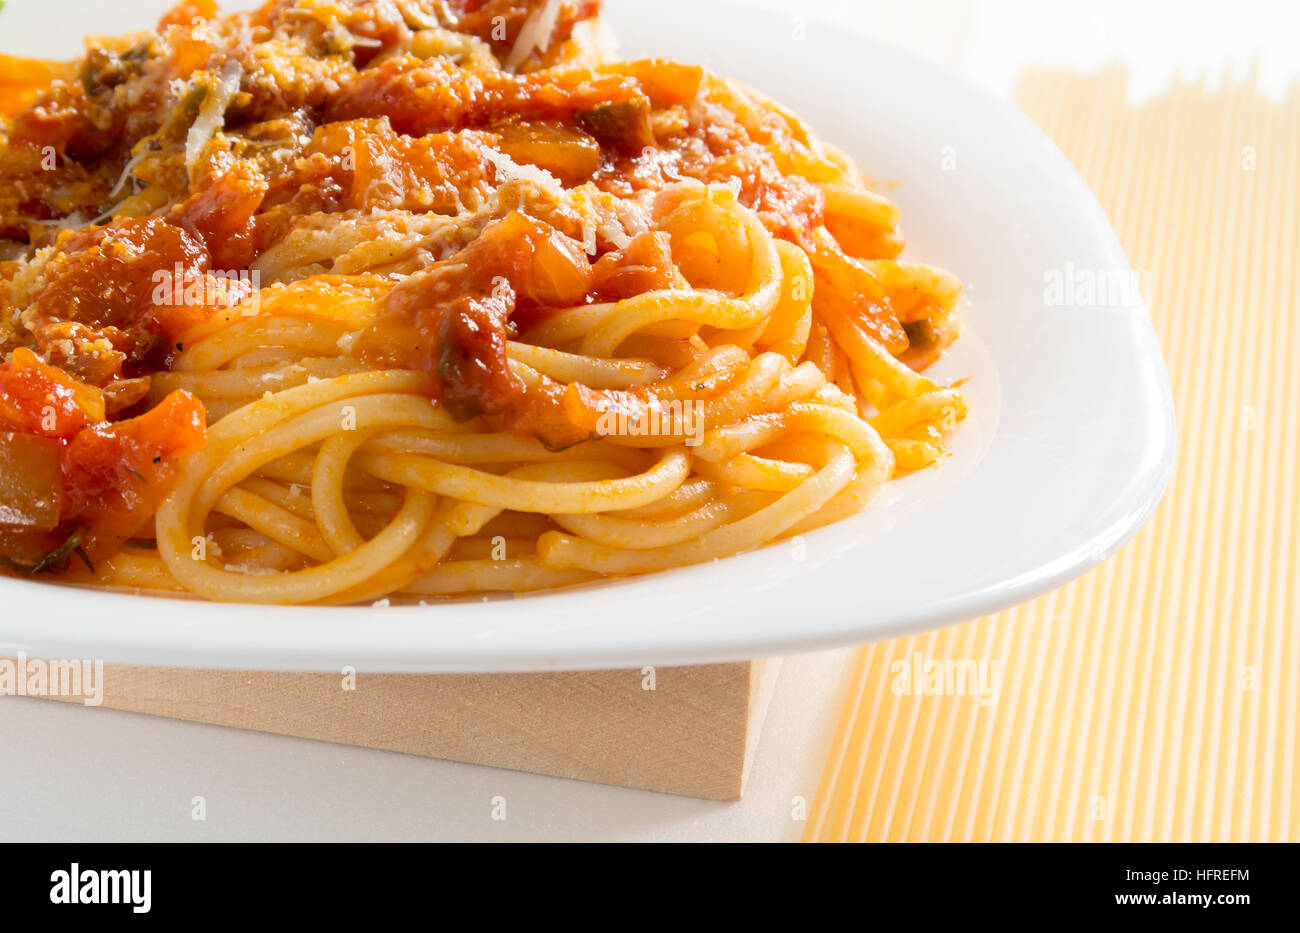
[0,0,966,605]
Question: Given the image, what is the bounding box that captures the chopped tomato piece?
[324,57,652,139]
[262,120,498,218]
[60,389,206,561]
[26,216,212,352]
[158,0,218,29]
[345,127,492,213]
[175,153,269,269]
[34,320,133,387]
[604,61,704,108]
[0,347,106,437]
[433,289,520,421]
[591,232,679,301]
[360,212,592,420]
[8,82,107,158]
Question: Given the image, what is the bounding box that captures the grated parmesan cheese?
[505,0,562,72]
[482,148,566,201]
[185,60,244,172]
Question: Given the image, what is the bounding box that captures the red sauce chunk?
[358,211,593,421]
[0,344,206,569]
[59,389,207,562]
[175,152,269,270]
[0,348,105,437]
[24,217,215,373]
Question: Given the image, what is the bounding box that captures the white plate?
[0,0,1175,672]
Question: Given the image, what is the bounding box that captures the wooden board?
[27,658,783,801]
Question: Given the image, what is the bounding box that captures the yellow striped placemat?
[805,68,1299,842]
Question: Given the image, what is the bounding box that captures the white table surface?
[2,650,853,842]
[0,0,1289,842]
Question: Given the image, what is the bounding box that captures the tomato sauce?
[59,389,206,564]
[0,346,206,570]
